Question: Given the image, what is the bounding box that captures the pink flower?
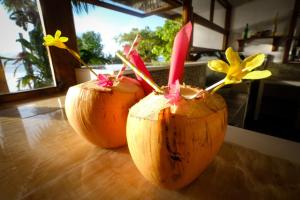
[124,45,154,95]
[164,80,181,105]
[168,22,192,86]
[97,74,113,87]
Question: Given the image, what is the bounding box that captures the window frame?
[0,0,232,103]
[0,0,79,103]
[191,0,231,53]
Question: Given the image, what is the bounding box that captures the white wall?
[193,24,224,49]
[229,0,295,62]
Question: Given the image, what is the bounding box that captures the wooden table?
[0,95,300,199]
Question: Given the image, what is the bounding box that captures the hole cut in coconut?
[180,86,205,100]
[158,85,206,100]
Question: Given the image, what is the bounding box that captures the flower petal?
[54,30,61,39]
[97,74,113,87]
[168,22,193,85]
[208,59,229,73]
[59,36,69,42]
[54,42,67,49]
[242,53,265,71]
[242,70,272,79]
[225,69,243,84]
[164,79,181,105]
[224,78,242,85]
[225,47,241,67]
[124,45,153,94]
[43,35,54,42]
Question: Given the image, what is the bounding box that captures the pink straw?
[168,22,193,86]
[124,46,154,94]
[116,35,141,79]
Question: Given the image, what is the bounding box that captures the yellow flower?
[208,47,271,85]
[43,30,68,49]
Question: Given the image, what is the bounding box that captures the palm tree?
[0,0,91,90]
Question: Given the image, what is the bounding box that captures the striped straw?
[116,52,163,94]
[116,34,141,79]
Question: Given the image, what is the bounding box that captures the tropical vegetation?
[115,19,182,63]
[0,0,53,90]
[77,31,110,65]
[0,0,181,91]
[0,0,90,91]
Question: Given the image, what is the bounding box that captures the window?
[0,0,80,103]
[213,0,226,28]
[192,0,231,52]
[193,24,224,50]
[193,0,211,20]
[0,0,55,95]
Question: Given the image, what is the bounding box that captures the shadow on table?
[179,143,300,199]
[78,143,300,200]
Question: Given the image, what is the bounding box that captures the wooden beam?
[80,0,146,17]
[0,59,9,94]
[193,13,227,34]
[157,12,181,20]
[81,0,182,18]
[283,0,299,63]
[182,0,193,61]
[223,4,231,49]
[0,87,62,103]
[183,0,192,24]
[190,46,221,53]
[163,0,183,6]
[217,0,231,9]
[210,0,215,22]
[39,0,78,90]
[144,4,181,17]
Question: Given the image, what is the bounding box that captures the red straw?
[124,45,154,94]
[168,21,193,86]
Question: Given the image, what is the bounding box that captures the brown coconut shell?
[65,77,144,148]
[127,86,227,189]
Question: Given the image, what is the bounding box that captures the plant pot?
[127,86,227,189]
[65,77,144,148]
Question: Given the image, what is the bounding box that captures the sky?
[0,3,165,57]
[73,5,165,55]
[0,6,30,57]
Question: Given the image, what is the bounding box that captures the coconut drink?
[43,31,150,148]
[117,22,271,189]
[65,77,144,148]
[126,87,227,189]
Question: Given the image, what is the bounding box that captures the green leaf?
[16,38,33,50]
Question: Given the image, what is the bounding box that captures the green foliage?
[106,54,121,64]
[152,19,182,62]
[0,0,53,90]
[115,19,182,62]
[1,35,53,89]
[115,26,161,63]
[77,31,109,65]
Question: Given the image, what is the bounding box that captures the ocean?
[3,63,36,93]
